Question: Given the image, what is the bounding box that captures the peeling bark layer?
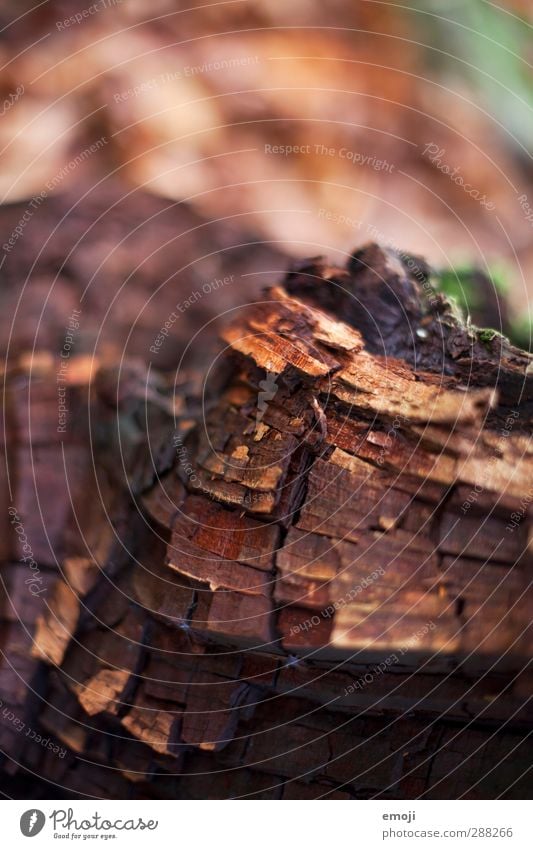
[1,243,532,799]
[141,244,533,662]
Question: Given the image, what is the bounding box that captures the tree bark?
[2,243,532,799]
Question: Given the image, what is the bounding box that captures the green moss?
[432,262,512,320]
[477,328,499,345]
[510,314,532,351]
[431,267,479,319]
[489,264,510,296]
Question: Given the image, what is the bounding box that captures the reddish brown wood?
[2,243,532,799]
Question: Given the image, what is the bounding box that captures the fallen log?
[139,244,533,664]
[2,243,532,799]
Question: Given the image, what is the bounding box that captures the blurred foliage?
[510,312,533,350]
[409,0,533,156]
[433,261,531,350]
[435,262,509,309]
[434,265,483,313]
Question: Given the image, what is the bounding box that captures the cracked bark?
[1,243,532,799]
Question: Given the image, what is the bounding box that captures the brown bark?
[139,245,533,662]
[1,243,532,799]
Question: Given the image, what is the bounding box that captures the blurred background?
[1,0,532,367]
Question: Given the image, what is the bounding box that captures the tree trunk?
[2,244,532,799]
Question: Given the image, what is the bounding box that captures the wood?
[1,242,532,799]
[137,244,533,662]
